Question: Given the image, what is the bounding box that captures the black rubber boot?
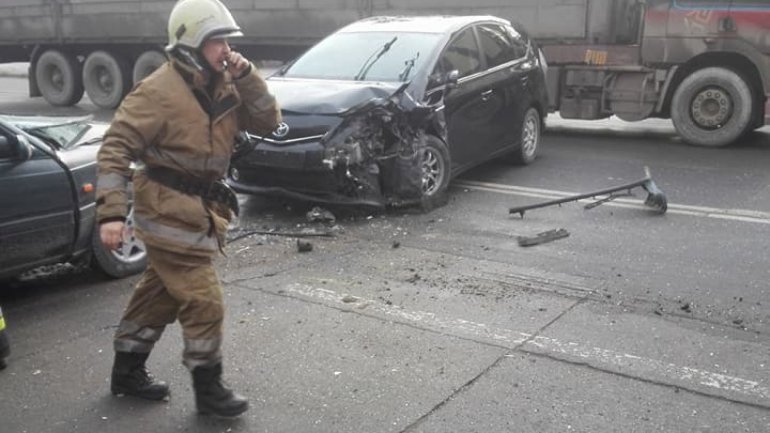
[192,363,248,417]
[111,351,170,400]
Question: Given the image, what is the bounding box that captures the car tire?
[35,49,85,106]
[510,107,541,165]
[83,50,132,109]
[419,135,451,209]
[670,67,753,147]
[91,210,147,278]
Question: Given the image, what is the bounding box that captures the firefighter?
[96,0,280,417]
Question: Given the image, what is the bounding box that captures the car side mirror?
[0,134,32,160]
[444,70,459,89]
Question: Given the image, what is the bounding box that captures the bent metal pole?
[508,167,668,218]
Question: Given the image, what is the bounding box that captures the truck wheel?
[35,49,84,106]
[91,210,147,278]
[510,107,541,165]
[83,51,132,109]
[671,67,753,147]
[132,50,167,83]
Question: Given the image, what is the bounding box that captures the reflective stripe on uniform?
[183,337,223,370]
[0,314,5,332]
[116,320,165,342]
[113,320,165,353]
[97,173,129,190]
[184,336,221,354]
[134,214,218,250]
[114,338,153,353]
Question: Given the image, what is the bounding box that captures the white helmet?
[166,0,243,51]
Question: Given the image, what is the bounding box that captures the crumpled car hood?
[266,78,402,114]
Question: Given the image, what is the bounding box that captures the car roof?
[338,15,509,34]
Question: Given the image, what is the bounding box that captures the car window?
[435,27,482,78]
[505,25,529,59]
[283,31,441,82]
[477,23,523,68]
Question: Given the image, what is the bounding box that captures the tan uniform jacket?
[96,59,280,256]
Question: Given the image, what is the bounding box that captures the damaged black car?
[228,15,549,209]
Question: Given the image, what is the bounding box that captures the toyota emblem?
[272,122,290,138]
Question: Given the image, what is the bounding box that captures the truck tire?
[132,50,167,83]
[91,209,147,279]
[83,51,132,109]
[671,67,753,147]
[510,107,541,165]
[35,50,84,106]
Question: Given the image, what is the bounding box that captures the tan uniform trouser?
[113,246,224,370]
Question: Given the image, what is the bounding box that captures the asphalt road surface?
[1,72,769,432]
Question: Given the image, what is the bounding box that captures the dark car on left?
[0,115,146,280]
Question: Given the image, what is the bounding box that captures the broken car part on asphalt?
[306,206,337,224]
[508,167,668,217]
[517,228,570,247]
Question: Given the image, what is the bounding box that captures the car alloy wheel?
[91,206,147,278]
[420,145,446,197]
[512,107,541,165]
[111,209,146,265]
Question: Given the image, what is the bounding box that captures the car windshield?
[283,31,441,82]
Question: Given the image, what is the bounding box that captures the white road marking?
[283,283,770,406]
[454,180,770,225]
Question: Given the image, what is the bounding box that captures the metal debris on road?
[508,167,668,217]
[297,239,313,253]
[227,227,336,243]
[583,192,633,210]
[517,228,570,247]
[306,206,336,224]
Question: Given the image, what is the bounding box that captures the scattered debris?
[297,239,313,253]
[228,227,335,243]
[306,206,336,224]
[509,167,667,217]
[583,192,633,210]
[517,228,570,247]
[406,273,421,283]
[341,295,359,303]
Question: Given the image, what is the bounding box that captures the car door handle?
[481,89,493,101]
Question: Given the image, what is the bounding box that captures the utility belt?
[145,166,239,216]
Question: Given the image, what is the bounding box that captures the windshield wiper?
[354,36,398,81]
[398,51,420,82]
